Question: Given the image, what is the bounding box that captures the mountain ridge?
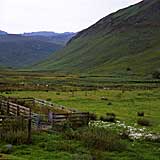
[33,0,160,76]
[0,30,8,35]
[0,32,75,68]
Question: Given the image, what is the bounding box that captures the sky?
[0,0,142,34]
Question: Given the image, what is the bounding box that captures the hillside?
[0,30,7,35]
[23,32,76,45]
[33,0,160,76]
[0,32,75,68]
[0,34,63,68]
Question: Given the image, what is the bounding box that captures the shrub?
[52,120,74,132]
[107,102,112,106]
[44,140,79,154]
[72,154,92,160]
[152,69,160,79]
[137,112,144,117]
[107,113,116,117]
[101,97,108,101]
[0,117,29,144]
[38,142,46,149]
[89,113,97,121]
[100,116,105,121]
[65,127,125,152]
[137,118,151,126]
[0,144,13,154]
[46,98,51,101]
[126,67,131,71]
[100,113,116,122]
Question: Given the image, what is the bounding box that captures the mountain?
[0,34,62,68]
[23,31,59,37]
[0,32,75,68]
[33,0,160,76]
[22,32,76,45]
[0,30,7,35]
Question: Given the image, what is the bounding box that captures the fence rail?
[0,100,31,116]
[0,96,90,129]
[52,112,90,125]
[34,98,79,113]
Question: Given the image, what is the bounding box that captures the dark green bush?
[137,118,151,126]
[107,102,112,106]
[126,67,131,71]
[46,98,51,101]
[100,113,116,122]
[137,112,144,117]
[65,127,125,152]
[44,140,80,153]
[0,117,29,144]
[101,97,108,101]
[152,69,160,79]
[0,144,13,154]
[89,113,97,121]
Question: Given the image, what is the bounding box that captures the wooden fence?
[0,99,39,127]
[51,112,90,126]
[0,100,31,116]
[0,96,90,129]
[34,98,79,113]
[5,97,79,113]
[0,97,32,143]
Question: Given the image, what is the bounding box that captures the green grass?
[1,130,160,160]
[0,70,160,159]
[32,27,160,75]
[2,70,160,93]
[1,132,87,160]
[1,88,160,132]
[1,85,160,159]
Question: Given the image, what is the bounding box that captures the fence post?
[51,112,55,128]
[7,102,10,115]
[87,112,90,125]
[17,105,20,116]
[0,100,5,115]
[0,99,2,111]
[48,110,53,124]
[32,98,35,107]
[65,113,68,122]
[27,107,32,143]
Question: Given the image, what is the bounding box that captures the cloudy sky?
[0,0,142,34]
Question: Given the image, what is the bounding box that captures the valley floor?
[1,131,160,160]
[0,72,160,159]
[1,89,160,132]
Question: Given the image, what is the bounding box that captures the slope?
[22,32,76,45]
[0,30,7,35]
[0,34,63,68]
[33,0,160,76]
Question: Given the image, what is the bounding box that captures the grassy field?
[0,71,160,159]
[1,131,160,160]
[0,70,160,92]
[1,88,160,132]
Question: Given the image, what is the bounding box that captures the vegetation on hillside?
[33,0,160,76]
[0,32,75,68]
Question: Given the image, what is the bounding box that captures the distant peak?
[0,30,8,35]
[22,31,75,37]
